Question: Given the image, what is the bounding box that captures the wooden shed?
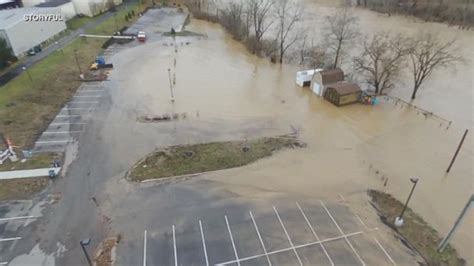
[311,68,345,97]
[324,82,362,106]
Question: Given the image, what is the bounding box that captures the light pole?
[394,177,420,227]
[22,66,33,83]
[167,68,174,102]
[73,50,82,75]
[80,238,92,266]
[114,13,119,32]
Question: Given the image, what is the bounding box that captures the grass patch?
[0,177,50,201]
[128,136,304,181]
[67,16,95,30]
[368,190,465,266]
[0,3,145,148]
[0,152,59,171]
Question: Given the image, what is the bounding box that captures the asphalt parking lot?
[141,199,397,266]
[33,82,106,153]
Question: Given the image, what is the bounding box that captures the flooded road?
[101,12,474,263]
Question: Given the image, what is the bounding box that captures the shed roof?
[326,82,361,95]
[320,68,344,85]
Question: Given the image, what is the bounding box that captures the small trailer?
[296,69,323,87]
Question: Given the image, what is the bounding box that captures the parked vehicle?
[27,45,42,56]
[137,31,147,42]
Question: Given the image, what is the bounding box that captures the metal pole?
[438,195,473,252]
[167,68,174,102]
[114,14,119,32]
[398,181,418,219]
[73,50,82,74]
[446,129,468,173]
[80,242,92,266]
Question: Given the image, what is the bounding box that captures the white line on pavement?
[199,220,210,266]
[0,261,7,265]
[143,230,147,266]
[273,206,303,266]
[0,237,21,242]
[249,211,271,266]
[0,216,39,222]
[56,115,81,118]
[320,200,366,266]
[69,101,99,104]
[50,123,86,126]
[296,202,334,266]
[73,95,101,98]
[43,131,82,134]
[61,108,90,111]
[217,231,365,265]
[172,225,177,266]
[224,215,240,266]
[78,89,103,92]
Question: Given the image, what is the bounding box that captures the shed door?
[312,83,322,96]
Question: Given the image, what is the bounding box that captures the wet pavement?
[0,5,472,265]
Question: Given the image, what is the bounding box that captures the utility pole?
[167,68,174,102]
[446,129,468,173]
[438,195,473,252]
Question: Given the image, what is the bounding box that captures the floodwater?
[108,6,473,264]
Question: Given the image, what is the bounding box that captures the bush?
[0,38,15,70]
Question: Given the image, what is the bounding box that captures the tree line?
[184,0,463,100]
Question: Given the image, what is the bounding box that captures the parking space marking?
[198,220,210,266]
[0,216,38,222]
[296,202,334,266]
[249,211,271,266]
[172,225,177,266]
[217,231,365,265]
[36,140,72,145]
[50,122,86,126]
[143,230,147,266]
[273,206,303,266]
[43,131,82,134]
[0,237,21,242]
[224,215,240,266]
[56,115,82,118]
[320,200,366,266]
[0,262,8,265]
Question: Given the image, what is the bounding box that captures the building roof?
[36,0,70,8]
[320,68,344,85]
[0,7,59,29]
[326,82,361,95]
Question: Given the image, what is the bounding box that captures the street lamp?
[22,66,33,83]
[167,68,175,102]
[394,177,420,227]
[80,238,92,266]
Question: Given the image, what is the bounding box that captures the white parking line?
[143,230,147,266]
[0,237,21,242]
[69,101,99,104]
[172,225,177,266]
[50,123,86,126]
[73,95,101,98]
[273,206,303,266]
[0,216,39,222]
[296,202,334,266]
[198,220,209,266]
[249,211,271,266]
[0,262,7,265]
[43,131,82,134]
[320,200,366,266]
[56,115,81,118]
[217,231,364,265]
[36,140,72,145]
[224,215,240,266]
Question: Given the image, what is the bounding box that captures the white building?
[0,7,66,56]
[36,0,76,20]
[71,0,122,17]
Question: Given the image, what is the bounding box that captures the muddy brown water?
[107,5,473,263]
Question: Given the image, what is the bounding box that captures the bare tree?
[220,3,247,40]
[247,0,274,53]
[324,7,359,68]
[274,0,303,63]
[353,32,410,95]
[407,34,462,99]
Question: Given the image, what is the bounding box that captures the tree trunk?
[411,86,419,100]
